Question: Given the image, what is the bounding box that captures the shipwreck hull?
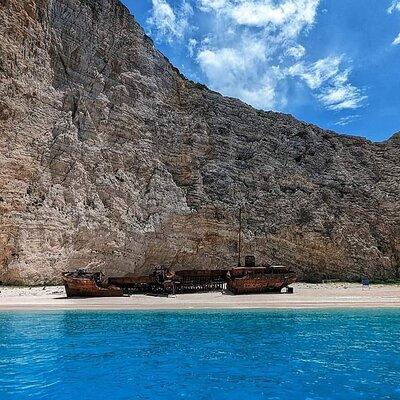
[227,266,296,295]
[227,275,296,295]
[63,273,123,298]
[63,262,297,297]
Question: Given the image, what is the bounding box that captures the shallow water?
[0,309,399,400]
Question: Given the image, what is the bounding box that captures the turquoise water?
[0,309,399,400]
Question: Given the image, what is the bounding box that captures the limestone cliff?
[0,0,399,284]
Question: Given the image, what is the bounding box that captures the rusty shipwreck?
[62,270,123,298]
[62,257,296,298]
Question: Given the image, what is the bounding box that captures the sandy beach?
[0,283,399,311]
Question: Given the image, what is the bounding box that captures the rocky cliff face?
[0,0,399,284]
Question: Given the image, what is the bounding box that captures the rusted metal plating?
[62,270,123,297]
[63,260,296,298]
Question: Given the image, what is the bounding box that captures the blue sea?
[0,309,399,400]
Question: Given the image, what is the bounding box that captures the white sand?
[0,283,399,311]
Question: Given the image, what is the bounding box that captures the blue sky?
[122,0,400,142]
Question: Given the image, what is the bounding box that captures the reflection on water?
[0,309,399,400]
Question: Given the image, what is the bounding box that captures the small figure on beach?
[362,278,370,290]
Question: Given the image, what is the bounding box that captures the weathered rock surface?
[0,0,399,284]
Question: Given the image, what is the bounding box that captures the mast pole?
[238,205,242,267]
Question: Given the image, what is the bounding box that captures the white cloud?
[196,40,279,108]
[194,0,322,108]
[388,1,400,13]
[286,44,306,59]
[393,33,400,45]
[147,0,193,42]
[287,57,366,110]
[197,0,229,12]
[198,0,319,33]
[388,1,400,45]
[230,0,319,34]
[230,2,300,26]
[335,115,360,127]
[187,38,198,56]
[287,56,341,89]
[318,85,367,110]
